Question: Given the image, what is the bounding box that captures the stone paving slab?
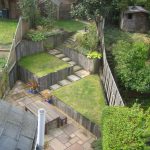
[75,70,90,78]
[68,61,76,66]
[73,65,82,72]
[48,49,61,55]
[62,57,71,62]
[55,54,66,59]
[67,75,80,82]
[59,80,71,86]
[50,84,61,90]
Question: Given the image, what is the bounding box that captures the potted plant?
[26,80,39,94]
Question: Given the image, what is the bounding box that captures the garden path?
[4,81,96,150]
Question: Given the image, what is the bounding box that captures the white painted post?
[36,109,46,150]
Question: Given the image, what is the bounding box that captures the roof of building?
[39,0,75,5]
[0,100,37,150]
[125,6,149,14]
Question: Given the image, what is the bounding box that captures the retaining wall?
[18,65,74,91]
[58,47,100,73]
[52,96,101,137]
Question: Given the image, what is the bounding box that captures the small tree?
[18,0,38,28]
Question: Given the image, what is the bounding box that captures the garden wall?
[52,96,100,137]
[18,65,74,91]
[58,47,100,73]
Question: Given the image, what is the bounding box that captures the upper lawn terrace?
[19,52,70,77]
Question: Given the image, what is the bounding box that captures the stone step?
[67,75,80,82]
[62,57,71,62]
[73,65,82,72]
[55,54,66,59]
[50,84,61,90]
[68,61,76,66]
[75,70,90,78]
[48,49,61,55]
[58,79,71,86]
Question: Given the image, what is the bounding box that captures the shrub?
[87,51,102,59]
[113,40,150,93]
[102,105,150,150]
[26,30,46,42]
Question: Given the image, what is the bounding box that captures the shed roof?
[0,101,37,150]
[125,6,149,14]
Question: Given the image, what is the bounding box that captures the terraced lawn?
[19,52,70,77]
[53,75,106,125]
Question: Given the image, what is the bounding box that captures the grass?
[52,75,106,125]
[19,52,70,77]
[0,19,17,45]
[0,58,6,70]
[54,20,86,32]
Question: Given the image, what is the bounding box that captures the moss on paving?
[0,19,17,45]
[54,20,86,32]
[19,52,70,77]
[53,75,106,125]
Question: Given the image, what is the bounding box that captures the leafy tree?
[18,0,38,28]
[113,40,150,93]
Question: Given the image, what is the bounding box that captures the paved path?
[5,81,96,150]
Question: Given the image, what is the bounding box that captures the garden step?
[67,75,80,82]
[73,65,82,72]
[75,70,90,78]
[48,49,61,55]
[58,79,71,86]
[50,84,61,90]
[62,57,71,62]
[68,61,76,66]
[55,54,66,59]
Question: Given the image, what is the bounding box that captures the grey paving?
[75,70,90,78]
[73,65,82,72]
[48,49,61,55]
[50,84,61,90]
[68,61,76,66]
[55,54,66,59]
[62,57,71,62]
[67,75,80,82]
[58,80,71,86]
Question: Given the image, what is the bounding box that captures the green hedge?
[101,105,150,150]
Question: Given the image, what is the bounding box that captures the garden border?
[52,96,101,138]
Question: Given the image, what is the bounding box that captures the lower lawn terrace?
[52,75,106,125]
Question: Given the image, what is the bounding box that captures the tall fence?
[0,17,29,97]
[100,19,124,106]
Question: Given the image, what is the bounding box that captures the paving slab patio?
[4,81,96,150]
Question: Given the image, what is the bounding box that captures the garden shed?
[120,6,149,33]
[39,0,75,19]
[0,100,37,150]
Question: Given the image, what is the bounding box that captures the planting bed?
[18,52,73,90]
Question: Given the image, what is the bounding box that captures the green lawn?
[52,75,106,125]
[0,19,17,45]
[19,52,70,77]
[54,20,86,32]
[0,57,6,70]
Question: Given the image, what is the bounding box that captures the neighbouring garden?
[105,27,150,109]
[19,52,70,77]
[52,75,106,125]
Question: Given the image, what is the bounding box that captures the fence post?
[36,109,46,150]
